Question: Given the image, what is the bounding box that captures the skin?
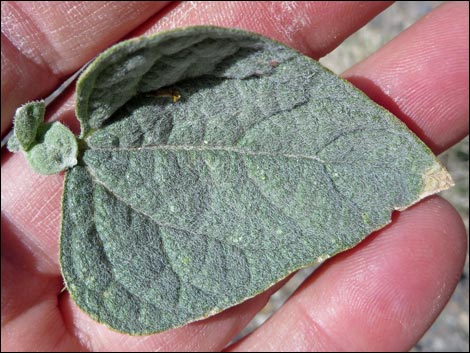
[1,1,468,351]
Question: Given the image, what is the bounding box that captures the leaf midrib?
[87,144,328,164]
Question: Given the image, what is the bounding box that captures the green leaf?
[26,122,78,175]
[8,26,452,334]
[7,101,78,175]
[7,133,21,152]
[12,101,45,151]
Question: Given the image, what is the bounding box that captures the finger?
[1,154,64,274]
[1,157,285,352]
[1,291,83,352]
[1,1,170,135]
[44,1,393,134]
[229,196,467,352]
[1,224,62,324]
[1,124,276,351]
[343,1,469,154]
[1,216,82,351]
[144,1,392,59]
[1,1,391,135]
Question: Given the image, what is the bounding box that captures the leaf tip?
[419,162,454,201]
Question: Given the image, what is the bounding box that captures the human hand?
[1,2,468,351]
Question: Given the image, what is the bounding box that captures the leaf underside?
[59,27,451,334]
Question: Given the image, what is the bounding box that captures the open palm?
[1,2,468,351]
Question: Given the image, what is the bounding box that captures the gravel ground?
[237,2,469,351]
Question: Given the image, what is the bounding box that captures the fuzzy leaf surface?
[59,27,452,334]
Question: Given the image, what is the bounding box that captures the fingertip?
[344,2,469,153]
[230,196,467,351]
[305,196,467,351]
